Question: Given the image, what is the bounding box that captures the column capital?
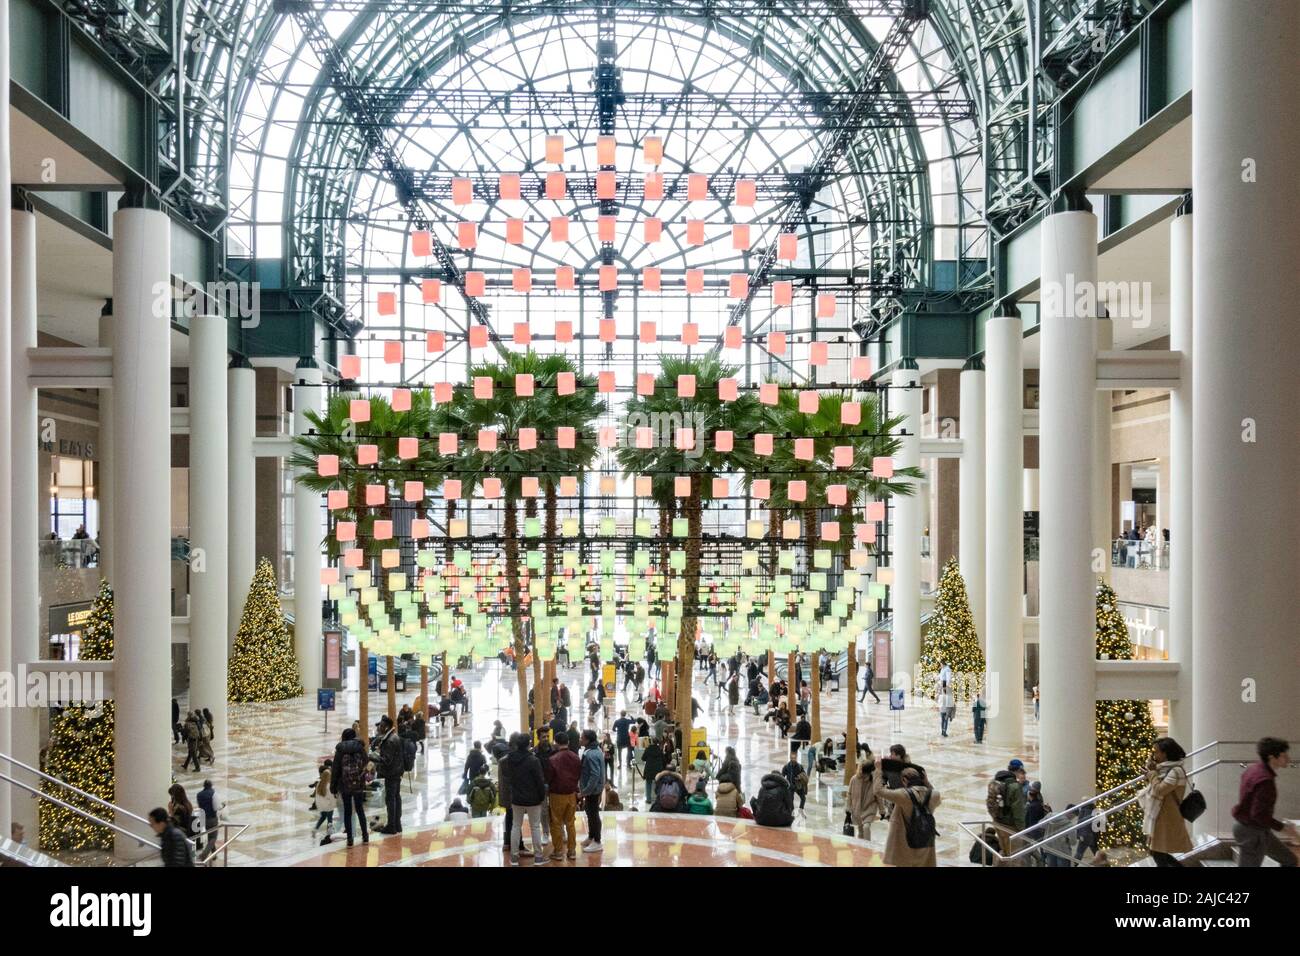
[897,356,919,371]
[961,356,984,372]
[295,355,319,371]
[1176,191,1192,217]
[12,186,33,212]
[228,353,253,371]
[100,298,113,318]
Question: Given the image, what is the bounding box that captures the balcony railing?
[1022,536,1170,571]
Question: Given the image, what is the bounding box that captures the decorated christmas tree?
[228,557,304,702]
[40,580,116,851]
[1094,581,1158,848]
[917,558,985,701]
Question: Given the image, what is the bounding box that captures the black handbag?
[1179,775,1207,821]
[842,812,855,837]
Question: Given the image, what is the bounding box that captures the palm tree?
[536,361,605,711]
[617,355,761,748]
[757,386,921,781]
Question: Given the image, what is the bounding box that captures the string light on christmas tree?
[1094,580,1157,848]
[917,558,986,701]
[40,580,116,851]
[228,558,304,702]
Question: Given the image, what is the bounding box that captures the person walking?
[312,761,334,834]
[874,764,941,867]
[371,715,404,834]
[781,752,809,812]
[725,669,740,715]
[171,698,181,743]
[504,733,548,866]
[196,779,220,859]
[180,711,202,772]
[972,695,988,743]
[545,730,581,861]
[578,729,605,854]
[463,740,488,784]
[1140,737,1194,867]
[938,681,954,738]
[148,807,194,867]
[1232,737,1298,867]
[857,660,878,707]
[330,727,369,846]
[847,754,881,840]
[613,710,634,771]
[640,727,666,804]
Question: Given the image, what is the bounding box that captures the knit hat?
[1008,758,1025,771]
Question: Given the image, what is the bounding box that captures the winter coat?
[687,793,713,814]
[716,754,742,786]
[990,769,1027,830]
[848,767,882,830]
[503,749,546,807]
[751,773,795,827]
[463,748,488,781]
[331,738,368,796]
[373,729,404,779]
[713,781,743,817]
[728,678,741,706]
[642,742,666,778]
[158,824,195,867]
[1141,760,1194,854]
[546,748,581,795]
[874,775,942,867]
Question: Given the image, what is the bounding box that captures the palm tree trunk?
[804,504,821,742]
[526,497,542,711]
[676,475,703,751]
[767,505,781,687]
[504,496,529,732]
[359,641,369,739]
[841,502,859,785]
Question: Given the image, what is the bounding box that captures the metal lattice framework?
[59,0,1149,346]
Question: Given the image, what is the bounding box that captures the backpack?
[340,751,366,794]
[969,825,999,865]
[793,770,809,794]
[468,780,497,815]
[401,736,417,773]
[904,788,938,850]
[658,779,684,811]
[986,777,1013,825]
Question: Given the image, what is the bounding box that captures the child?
[603,783,624,811]
[312,761,334,834]
[686,778,713,815]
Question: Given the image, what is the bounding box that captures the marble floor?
[284,814,887,867]
[164,658,1040,867]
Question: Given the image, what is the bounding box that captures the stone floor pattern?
[161,659,1041,867]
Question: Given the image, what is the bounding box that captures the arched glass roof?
[158,0,1133,370]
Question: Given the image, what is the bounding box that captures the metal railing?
[1,751,252,865]
[957,740,1266,867]
[1112,537,1170,571]
[0,752,161,855]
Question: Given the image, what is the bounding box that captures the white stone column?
[1038,209,1098,804]
[1117,463,1133,531]
[98,306,115,581]
[959,359,986,647]
[10,206,40,837]
[0,0,14,834]
[1093,318,1114,584]
[227,358,257,648]
[293,361,324,691]
[1022,469,1040,512]
[1167,211,1193,744]
[1192,2,1299,791]
[984,314,1024,748]
[111,206,173,857]
[890,362,923,691]
[188,315,229,749]
[1155,457,1170,555]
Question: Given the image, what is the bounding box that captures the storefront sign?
[49,602,94,634]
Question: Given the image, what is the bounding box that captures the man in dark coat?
[149,807,194,867]
[751,772,795,828]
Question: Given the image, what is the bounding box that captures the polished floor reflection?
[283,813,888,867]
[163,658,1038,867]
